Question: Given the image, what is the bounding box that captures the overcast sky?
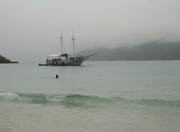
[0,0,180,63]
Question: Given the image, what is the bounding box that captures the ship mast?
[72,31,76,57]
[60,32,64,55]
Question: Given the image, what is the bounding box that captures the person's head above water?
[56,74,58,79]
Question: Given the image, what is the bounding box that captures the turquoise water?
[0,61,180,132]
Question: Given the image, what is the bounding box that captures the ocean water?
[0,61,180,132]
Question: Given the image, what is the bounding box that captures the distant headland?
[0,55,18,63]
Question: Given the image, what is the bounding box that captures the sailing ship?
[39,32,95,66]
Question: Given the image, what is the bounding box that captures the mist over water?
[0,0,180,63]
[1,0,180,131]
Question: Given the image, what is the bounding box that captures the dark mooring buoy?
[56,74,59,79]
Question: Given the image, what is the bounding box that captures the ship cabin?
[46,53,69,65]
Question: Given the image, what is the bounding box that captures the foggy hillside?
[80,41,180,60]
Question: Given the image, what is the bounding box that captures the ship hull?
[50,59,83,66]
[39,54,95,66]
[39,56,84,66]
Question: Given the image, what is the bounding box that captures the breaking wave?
[0,92,110,107]
[0,92,180,108]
